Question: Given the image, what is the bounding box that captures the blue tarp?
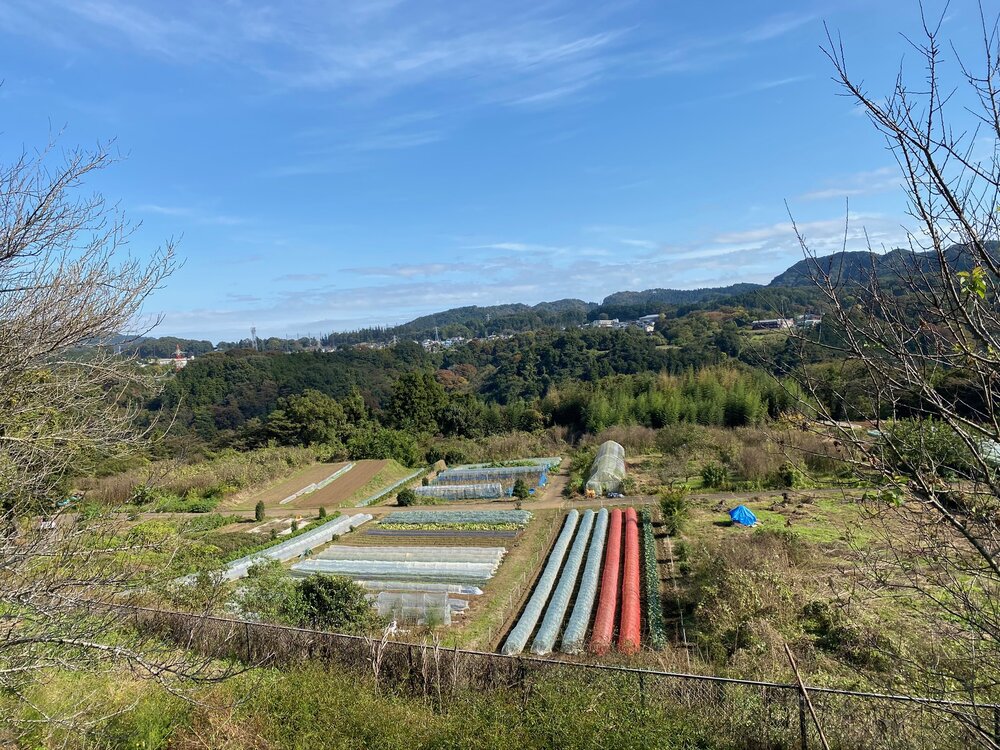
[729,505,758,526]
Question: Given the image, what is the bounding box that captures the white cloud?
[798,167,900,201]
[136,203,247,226]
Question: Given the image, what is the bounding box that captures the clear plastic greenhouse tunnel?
[412,483,504,500]
[531,509,596,655]
[500,510,580,656]
[585,440,626,496]
[560,507,609,654]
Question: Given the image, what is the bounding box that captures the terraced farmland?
[233,459,413,512]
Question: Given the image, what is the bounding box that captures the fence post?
[798,693,808,750]
[245,621,252,663]
[994,706,999,745]
[638,671,646,714]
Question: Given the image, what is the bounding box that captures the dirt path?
[660,534,692,670]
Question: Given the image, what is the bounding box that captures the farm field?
[226,462,350,510]
[334,460,417,508]
[230,459,415,512]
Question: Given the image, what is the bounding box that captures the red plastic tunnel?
[589,508,623,655]
[617,507,641,655]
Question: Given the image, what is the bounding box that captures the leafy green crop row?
[640,508,668,649]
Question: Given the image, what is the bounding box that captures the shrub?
[882,418,974,479]
[512,478,530,501]
[318,506,327,519]
[298,574,382,633]
[396,487,418,506]
[700,462,729,489]
[775,461,807,489]
[254,500,265,522]
[659,486,688,536]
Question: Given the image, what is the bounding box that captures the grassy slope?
[6,664,715,750]
[337,460,416,507]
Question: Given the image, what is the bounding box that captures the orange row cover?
[588,508,622,655]
[618,507,641,655]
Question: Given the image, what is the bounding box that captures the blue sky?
[0,1,982,341]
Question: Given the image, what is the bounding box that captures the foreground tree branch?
[0,139,240,736]
[782,6,1000,743]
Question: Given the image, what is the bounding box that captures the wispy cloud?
[136,203,247,226]
[740,13,817,43]
[273,273,328,283]
[345,262,477,278]
[798,167,900,201]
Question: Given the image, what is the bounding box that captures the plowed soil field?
[228,462,350,510]
[294,459,389,509]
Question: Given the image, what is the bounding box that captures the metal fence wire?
[124,606,1000,750]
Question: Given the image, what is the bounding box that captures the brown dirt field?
[293,459,389,509]
[227,462,350,510]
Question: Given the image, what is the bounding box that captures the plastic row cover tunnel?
[531,509,596,655]
[412,483,504,500]
[500,510,580,655]
[290,559,496,584]
[560,508,609,653]
[316,545,505,564]
[585,441,626,496]
[222,513,372,581]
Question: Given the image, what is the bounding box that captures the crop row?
[501,510,580,655]
[380,510,532,527]
[530,509,596,655]
[560,508,609,654]
[640,508,668,649]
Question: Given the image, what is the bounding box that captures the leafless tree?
[0,139,233,737]
[782,5,1000,744]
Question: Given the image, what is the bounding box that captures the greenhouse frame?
[450,457,563,471]
[374,591,456,625]
[585,440,626,496]
[412,482,504,501]
[433,465,548,488]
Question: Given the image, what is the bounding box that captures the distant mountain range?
[146,244,993,349]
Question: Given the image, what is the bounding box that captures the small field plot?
[291,512,521,626]
[378,510,532,527]
[321,459,420,508]
[228,462,350,511]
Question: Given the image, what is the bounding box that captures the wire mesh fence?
[126,605,999,750]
